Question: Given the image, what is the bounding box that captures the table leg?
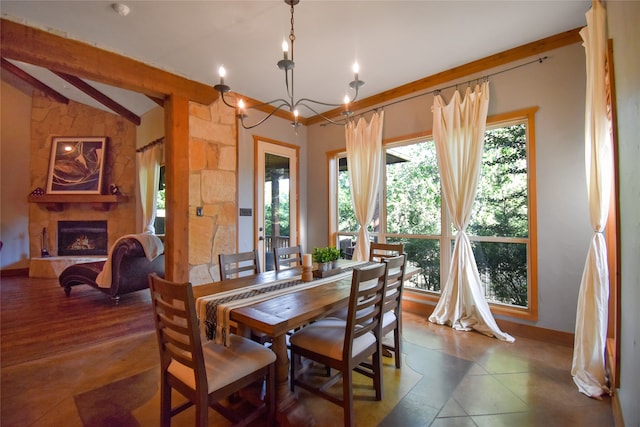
[270,334,315,427]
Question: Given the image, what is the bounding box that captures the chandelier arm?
[349,83,362,103]
[239,103,290,129]
[284,68,295,104]
[295,98,345,108]
[219,92,237,109]
[246,98,293,110]
[296,102,347,126]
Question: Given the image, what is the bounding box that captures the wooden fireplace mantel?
[28,194,129,212]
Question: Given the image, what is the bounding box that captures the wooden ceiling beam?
[307,27,584,125]
[0,18,217,106]
[53,71,141,125]
[147,95,165,108]
[1,57,69,105]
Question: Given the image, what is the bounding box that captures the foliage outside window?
[264,179,291,238]
[331,108,537,319]
[154,165,166,235]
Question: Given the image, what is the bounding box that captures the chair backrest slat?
[369,242,404,263]
[149,273,207,385]
[274,245,302,271]
[343,263,387,359]
[382,254,406,316]
[219,250,261,280]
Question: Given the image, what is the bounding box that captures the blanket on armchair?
[96,233,164,288]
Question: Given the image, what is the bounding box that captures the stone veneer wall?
[188,98,237,285]
[29,92,136,257]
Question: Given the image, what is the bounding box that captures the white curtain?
[345,111,384,261]
[136,142,163,234]
[572,0,612,399]
[428,82,514,343]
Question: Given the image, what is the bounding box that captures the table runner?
[196,260,373,346]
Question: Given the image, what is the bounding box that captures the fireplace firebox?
[57,220,108,256]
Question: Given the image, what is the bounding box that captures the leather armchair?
[59,236,165,303]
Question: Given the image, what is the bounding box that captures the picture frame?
[46,137,107,194]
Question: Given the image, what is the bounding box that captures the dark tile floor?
[1,293,613,426]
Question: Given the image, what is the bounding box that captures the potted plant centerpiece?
[312,246,341,272]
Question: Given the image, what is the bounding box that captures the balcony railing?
[264,236,290,254]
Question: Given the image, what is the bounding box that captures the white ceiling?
[1,0,591,118]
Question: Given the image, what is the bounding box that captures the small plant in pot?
[327,246,341,269]
[312,246,341,272]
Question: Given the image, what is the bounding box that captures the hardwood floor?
[1,274,614,426]
[1,275,154,368]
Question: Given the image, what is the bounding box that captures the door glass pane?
[264,153,290,271]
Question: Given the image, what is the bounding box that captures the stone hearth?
[29,256,107,279]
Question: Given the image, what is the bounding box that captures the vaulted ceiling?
[1,1,590,123]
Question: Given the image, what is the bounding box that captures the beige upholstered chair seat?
[168,334,276,393]
[289,319,375,361]
[382,311,396,329]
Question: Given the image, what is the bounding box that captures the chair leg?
[290,348,296,392]
[193,386,209,427]
[394,328,402,369]
[268,364,276,427]
[159,375,172,427]
[373,348,383,401]
[195,401,208,427]
[342,369,354,427]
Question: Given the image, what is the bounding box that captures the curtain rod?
[136,136,164,153]
[330,56,549,125]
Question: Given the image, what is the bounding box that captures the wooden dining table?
[193,264,358,427]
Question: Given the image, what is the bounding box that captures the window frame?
[328,107,539,321]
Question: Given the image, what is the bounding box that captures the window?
[154,165,166,235]
[330,108,538,319]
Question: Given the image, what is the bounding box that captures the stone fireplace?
[57,220,108,256]
[28,93,137,265]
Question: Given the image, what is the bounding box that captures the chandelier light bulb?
[218,66,226,85]
[238,99,245,110]
[282,40,289,60]
[343,95,350,105]
[352,62,360,81]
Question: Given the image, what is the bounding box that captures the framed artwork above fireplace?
[46,137,107,194]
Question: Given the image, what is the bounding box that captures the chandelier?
[213,0,365,129]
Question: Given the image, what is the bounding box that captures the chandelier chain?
[289,2,296,59]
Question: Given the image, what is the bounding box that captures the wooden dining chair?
[369,242,404,262]
[380,254,406,369]
[219,250,260,280]
[219,250,271,345]
[328,254,407,369]
[289,263,388,427]
[274,245,302,271]
[148,273,276,427]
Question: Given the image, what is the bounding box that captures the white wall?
[136,106,164,149]
[135,106,165,233]
[0,78,32,269]
[236,111,308,256]
[306,42,591,333]
[607,2,640,425]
